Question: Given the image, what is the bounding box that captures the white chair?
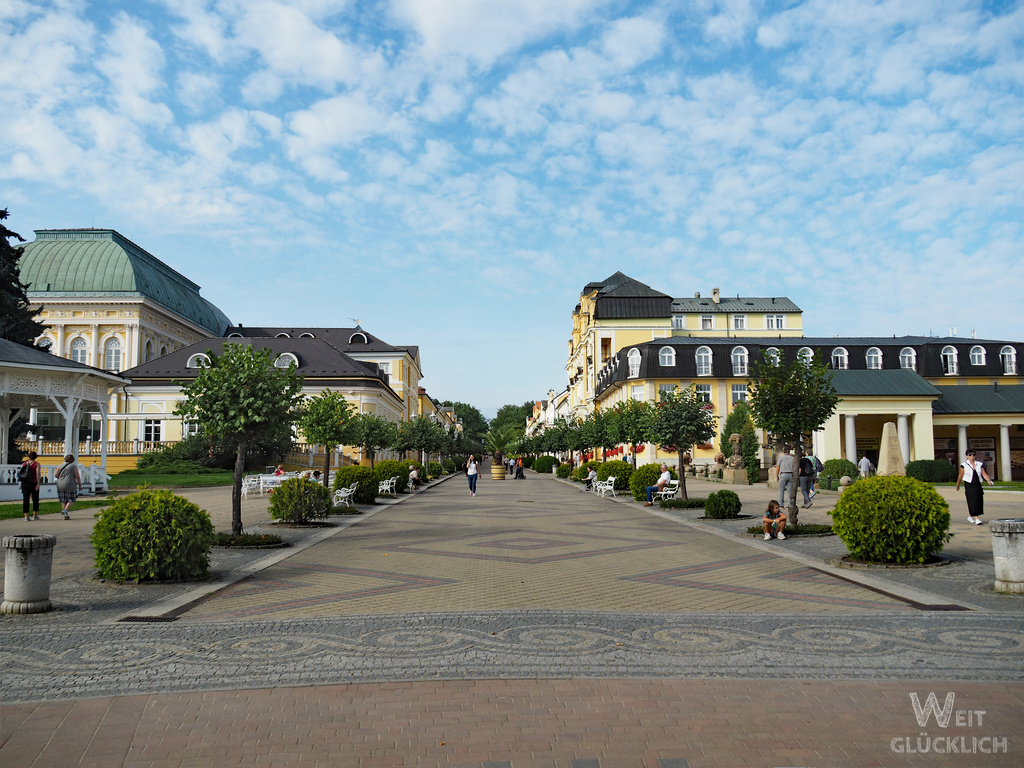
[594,476,617,498]
[378,476,399,497]
[241,476,261,499]
[653,479,679,503]
[333,482,358,509]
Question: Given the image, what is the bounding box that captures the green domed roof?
[20,229,231,335]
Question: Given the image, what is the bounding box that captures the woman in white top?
[955,449,994,524]
[466,455,479,497]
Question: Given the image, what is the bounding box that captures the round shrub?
[830,475,951,564]
[629,463,677,502]
[428,461,443,477]
[533,456,557,474]
[521,456,535,469]
[822,458,858,482]
[91,489,215,582]
[596,460,634,491]
[373,460,410,493]
[443,458,457,474]
[406,460,424,476]
[269,477,332,523]
[555,462,573,478]
[704,489,742,519]
[572,460,601,483]
[332,466,378,505]
[906,459,958,483]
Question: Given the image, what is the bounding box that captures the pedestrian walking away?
[858,454,874,479]
[19,451,42,521]
[798,453,815,508]
[55,454,83,519]
[956,449,994,525]
[466,454,479,496]
[777,446,795,507]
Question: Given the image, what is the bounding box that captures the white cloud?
[96,13,173,126]
[177,71,220,112]
[601,16,665,68]
[704,0,760,46]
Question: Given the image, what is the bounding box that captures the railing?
[1,463,108,493]
[14,439,165,456]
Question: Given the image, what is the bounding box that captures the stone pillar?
[91,324,100,368]
[1,534,57,614]
[957,424,969,464]
[56,324,65,357]
[999,424,1012,482]
[844,414,857,463]
[896,414,911,463]
[990,519,1024,594]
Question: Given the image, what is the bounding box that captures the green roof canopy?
[20,229,231,335]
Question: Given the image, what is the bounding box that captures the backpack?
[814,457,824,474]
[18,462,33,483]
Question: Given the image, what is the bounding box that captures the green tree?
[346,413,398,469]
[1,208,46,346]
[490,400,533,435]
[483,423,519,464]
[297,389,354,487]
[610,399,655,469]
[651,386,718,500]
[441,400,487,454]
[175,344,304,535]
[719,400,761,484]
[395,416,446,466]
[748,354,839,523]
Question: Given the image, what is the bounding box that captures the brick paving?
[2,467,1022,767]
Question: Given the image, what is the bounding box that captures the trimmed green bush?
[629,463,677,501]
[571,460,601,483]
[822,458,858,482]
[659,497,707,509]
[556,462,573,478]
[269,477,332,523]
[214,532,283,547]
[428,461,443,477]
[704,489,742,519]
[332,466,378,505]
[92,489,216,582]
[373,460,410,493]
[521,456,535,469]
[406,460,424,476]
[596,460,634,491]
[906,459,958,483]
[118,460,226,475]
[533,456,557,474]
[829,475,951,564]
[443,458,456,474]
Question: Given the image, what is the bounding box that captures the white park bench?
[594,476,617,498]
[653,479,680,503]
[333,482,359,509]
[378,476,399,497]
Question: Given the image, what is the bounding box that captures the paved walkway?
[1,468,1022,767]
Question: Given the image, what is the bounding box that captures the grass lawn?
[934,481,1024,492]
[109,472,235,489]
[0,498,110,521]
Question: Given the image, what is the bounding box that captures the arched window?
[349,332,369,344]
[731,346,748,376]
[969,345,986,366]
[275,333,291,338]
[187,353,210,368]
[941,346,958,375]
[627,348,641,377]
[866,347,883,370]
[103,338,121,371]
[798,347,814,366]
[832,347,848,370]
[145,340,153,362]
[1000,345,1017,375]
[696,346,712,376]
[764,347,780,366]
[70,338,88,364]
[275,353,298,369]
[299,332,315,338]
[658,347,675,367]
[160,346,167,356]
[900,347,917,371]
[37,338,52,354]
[227,332,243,338]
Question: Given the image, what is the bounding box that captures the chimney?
[694,291,700,298]
[712,288,720,304]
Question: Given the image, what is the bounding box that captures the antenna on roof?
[349,317,361,326]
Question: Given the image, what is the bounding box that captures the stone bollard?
[990,518,1024,594]
[1,534,57,614]
[839,475,853,494]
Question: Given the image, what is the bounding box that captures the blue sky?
[2,0,1022,418]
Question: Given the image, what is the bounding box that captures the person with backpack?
[798,453,816,508]
[19,451,41,521]
[55,454,83,520]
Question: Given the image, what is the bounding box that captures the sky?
[2,0,1022,418]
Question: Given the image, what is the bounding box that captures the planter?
[990,518,1024,594]
[490,462,506,480]
[2,534,57,614]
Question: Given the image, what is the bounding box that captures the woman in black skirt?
[955,449,994,525]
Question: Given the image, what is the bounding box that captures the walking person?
[956,449,994,525]
[777,446,795,507]
[858,454,874,479]
[798,452,815,508]
[19,451,41,521]
[466,454,479,497]
[55,454,83,519]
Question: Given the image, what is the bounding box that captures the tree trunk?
[323,444,332,487]
[789,436,802,526]
[368,449,374,469]
[232,436,247,536]
[677,448,688,500]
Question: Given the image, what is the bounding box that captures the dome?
[20,229,231,335]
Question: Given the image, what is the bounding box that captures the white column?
[91,324,100,368]
[957,424,969,464]
[1000,424,1012,482]
[99,401,109,490]
[844,414,857,462]
[897,414,911,464]
[56,324,65,357]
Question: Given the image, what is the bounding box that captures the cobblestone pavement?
[2,469,1022,767]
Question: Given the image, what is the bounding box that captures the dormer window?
[627,348,641,377]
[275,333,291,338]
[187,353,210,368]
[941,346,958,375]
[970,345,986,366]
[227,333,243,338]
[866,347,883,370]
[731,346,748,376]
[659,347,676,366]
[275,353,298,369]
[798,347,813,366]
[764,347,780,366]
[1000,346,1017,375]
[299,332,315,338]
[349,332,369,344]
[900,347,917,371]
[696,346,713,376]
[832,347,849,370]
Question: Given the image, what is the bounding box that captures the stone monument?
[722,433,750,485]
[875,421,906,476]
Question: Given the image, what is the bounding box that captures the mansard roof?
[222,325,418,360]
[671,296,801,313]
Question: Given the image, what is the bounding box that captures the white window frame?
[695,384,712,403]
[764,347,780,366]
[969,345,986,366]
[701,314,713,330]
[941,346,958,375]
[143,419,162,442]
[658,384,676,400]
[900,347,917,371]
[866,347,883,370]
[798,347,814,366]
[765,314,785,330]
[832,347,849,370]
[275,352,299,369]
[671,316,685,330]
[696,346,713,377]
[70,337,88,364]
[659,347,676,366]
[731,314,747,331]
[630,384,644,402]
[1000,345,1017,375]
[731,346,748,376]
[187,353,210,369]
[103,338,121,372]
[627,348,641,378]
[731,384,747,403]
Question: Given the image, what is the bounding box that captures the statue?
[725,433,745,469]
